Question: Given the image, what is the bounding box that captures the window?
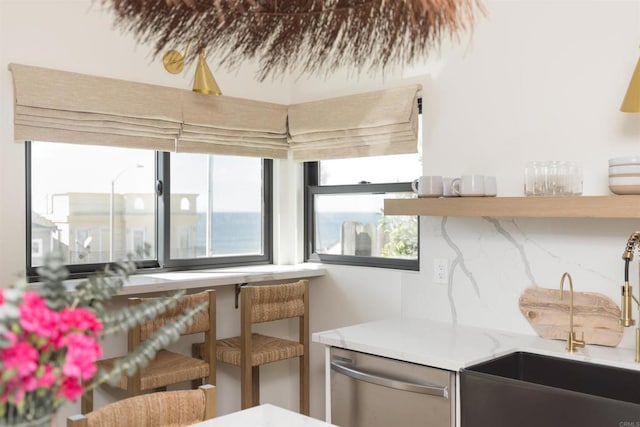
[305,154,421,270]
[27,141,272,277]
[167,153,270,267]
[303,94,423,271]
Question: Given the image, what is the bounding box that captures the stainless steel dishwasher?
[330,347,455,427]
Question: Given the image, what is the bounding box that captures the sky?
[30,141,262,213]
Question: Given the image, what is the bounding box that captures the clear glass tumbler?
[525,161,546,196]
[524,161,582,196]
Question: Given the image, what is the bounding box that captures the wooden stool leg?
[81,389,93,414]
[241,363,251,409]
[252,366,260,407]
[300,355,310,415]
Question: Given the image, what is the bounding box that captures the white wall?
[2,0,640,425]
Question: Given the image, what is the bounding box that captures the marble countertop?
[312,318,640,372]
[190,403,336,426]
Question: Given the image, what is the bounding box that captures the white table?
[190,404,336,427]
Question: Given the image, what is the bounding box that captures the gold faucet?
[620,231,640,362]
[559,272,585,353]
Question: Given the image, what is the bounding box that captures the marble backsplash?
[402,215,640,350]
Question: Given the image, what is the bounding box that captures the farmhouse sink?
[460,351,640,427]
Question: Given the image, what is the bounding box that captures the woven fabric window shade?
[179,92,289,159]
[9,63,183,152]
[287,85,421,161]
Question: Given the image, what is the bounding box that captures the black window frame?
[304,163,419,271]
[25,143,273,280]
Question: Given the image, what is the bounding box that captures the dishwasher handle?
[331,359,449,398]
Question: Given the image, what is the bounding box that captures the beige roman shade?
[287,85,421,161]
[9,63,289,158]
[10,63,417,161]
[179,91,289,159]
[9,63,183,152]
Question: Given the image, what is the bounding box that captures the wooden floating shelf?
[384,196,640,219]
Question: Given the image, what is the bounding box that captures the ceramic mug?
[484,176,497,197]
[411,176,443,197]
[443,177,460,197]
[452,175,485,196]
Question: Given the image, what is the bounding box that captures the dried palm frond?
[104,0,484,81]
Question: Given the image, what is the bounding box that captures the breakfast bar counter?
[32,263,326,296]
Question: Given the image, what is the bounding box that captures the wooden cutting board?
[518,287,623,347]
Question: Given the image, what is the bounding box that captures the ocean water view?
[197,212,262,255]
[196,211,382,255]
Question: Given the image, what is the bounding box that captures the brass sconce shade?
[621,57,640,112]
[193,51,222,96]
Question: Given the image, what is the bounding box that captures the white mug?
[452,175,484,196]
[443,177,460,197]
[411,176,443,197]
[484,176,497,197]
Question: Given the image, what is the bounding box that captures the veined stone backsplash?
[402,216,640,350]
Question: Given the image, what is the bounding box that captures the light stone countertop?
[190,404,336,427]
[31,263,326,296]
[312,317,640,372]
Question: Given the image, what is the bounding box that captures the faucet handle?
[567,331,585,352]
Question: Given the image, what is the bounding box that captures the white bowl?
[609,185,640,195]
[609,176,640,185]
[610,175,640,180]
[608,156,640,167]
[609,173,640,179]
[609,176,640,194]
[609,165,640,175]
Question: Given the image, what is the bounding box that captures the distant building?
[31,212,61,265]
[34,192,199,265]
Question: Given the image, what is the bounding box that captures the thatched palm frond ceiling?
[106,0,484,81]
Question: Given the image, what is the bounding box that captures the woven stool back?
[69,384,216,427]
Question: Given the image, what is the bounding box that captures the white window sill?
[32,263,326,296]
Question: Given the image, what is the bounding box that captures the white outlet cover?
[433,258,449,284]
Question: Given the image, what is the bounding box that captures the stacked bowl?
[609,156,640,194]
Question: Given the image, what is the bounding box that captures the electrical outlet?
[433,258,449,284]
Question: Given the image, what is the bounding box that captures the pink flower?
[62,333,101,380]
[0,337,42,405]
[0,289,4,305]
[37,364,56,388]
[59,307,103,336]
[1,341,38,377]
[58,377,83,400]
[19,375,38,394]
[19,292,59,339]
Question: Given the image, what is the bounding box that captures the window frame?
[25,143,273,279]
[303,162,419,271]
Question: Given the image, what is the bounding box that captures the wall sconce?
[192,50,222,96]
[621,56,640,112]
[162,45,222,96]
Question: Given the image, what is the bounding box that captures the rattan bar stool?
[81,290,216,414]
[200,280,309,414]
[69,384,216,427]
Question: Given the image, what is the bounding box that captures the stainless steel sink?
[460,351,640,427]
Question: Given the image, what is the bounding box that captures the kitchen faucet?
[620,231,640,362]
[559,272,585,353]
